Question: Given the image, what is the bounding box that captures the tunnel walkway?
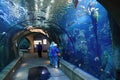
[11,53,70,80]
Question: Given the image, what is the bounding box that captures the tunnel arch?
[7,18,76,56]
[12,28,49,55]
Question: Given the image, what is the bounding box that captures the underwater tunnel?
[0,0,120,80]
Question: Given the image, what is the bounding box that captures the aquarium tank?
[51,0,115,79]
[0,0,116,79]
[0,0,26,71]
[19,38,30,49]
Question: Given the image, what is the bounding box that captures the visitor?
[48,42,54,66]
[37,42,42,58]
[51,43,60,68]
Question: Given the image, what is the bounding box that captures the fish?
[37,16,46,20]
[67,21,75,26]
[93,9,99,22]
[41,9,46,13]
[9,1,15,6]
[80,5,85,9]
[94,56,99,61]
[73,0,79,9]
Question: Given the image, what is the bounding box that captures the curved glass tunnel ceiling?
[0,0,118,80]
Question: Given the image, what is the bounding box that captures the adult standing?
[37,42,42,58]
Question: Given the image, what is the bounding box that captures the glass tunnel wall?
[0,0,26,71]
[54,0,115,79]
[19,38,30,49]
[0,0,116,80]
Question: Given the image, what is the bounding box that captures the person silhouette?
[37,42,42,58]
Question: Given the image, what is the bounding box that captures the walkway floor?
[11,53,70,80]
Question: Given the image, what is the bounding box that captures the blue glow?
[0,0,115,79]
[56,0,115,79]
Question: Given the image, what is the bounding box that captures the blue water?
[56,0,115,79]
[0,0,115,79]
[0,0,26,71]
